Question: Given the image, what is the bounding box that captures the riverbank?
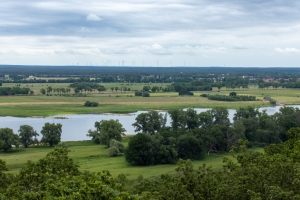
[1,85,300,117]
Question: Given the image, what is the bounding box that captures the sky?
[0,0,300,67]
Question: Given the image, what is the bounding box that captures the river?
[0,106,298,141]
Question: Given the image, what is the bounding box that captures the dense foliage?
[0,128,19,152]
[2,128,300,199]
[0,87,30,95]
[18,125,39,148]
[87,119,126,147]
[40,123,62,147]
[84,100,99,107]
[0,148,135,199]
[207,94,256,101]
[125,106,300,165]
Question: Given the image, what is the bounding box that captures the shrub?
[84,101,99,107]
[142,92,150,97]
[108,139,125,157]
[179,90,194,96]
[56,142,68,149]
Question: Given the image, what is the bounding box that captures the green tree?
[74,87,80,94]
[41,123,62,147]
[97,85,106,93]
[177,134,205,160]
[0,128,19,152]
[132,111,166,135]
[40,88,46,94]
[143,85,151,92]
[18,125,39,148]
[87,120,126,147]
[168,109,186,131]
[47,86,52,94]
[125,133,158,165]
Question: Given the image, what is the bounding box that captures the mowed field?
[1,82,300,117]
[0,139,263,179]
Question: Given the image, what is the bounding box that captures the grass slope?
[1,140,260,179]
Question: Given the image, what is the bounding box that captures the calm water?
[0,106,298,141]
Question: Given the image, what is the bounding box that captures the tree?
[177,134,205,160]
[0,128,19,152]
[125,133,158,165]
[40,88,46,94]
[18,125,39,148]
[41,123,62,147]
[132,111,166,135]
[168,109,186,131]
[74,87,80,94]
[143,85,151,92]
[87,120,126,147]
[229,91,237,97]
[97,85,106,93]
[47,86,52,94]
[110,87,114,92]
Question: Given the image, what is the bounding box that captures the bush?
[108,146,120,157]
[84,101,99,107]
[56,142,68,149]
[108,139,125,157]
[179,90,194,96]
[134,91,143,96]
[207,94,256,101]
[142,92,150,97]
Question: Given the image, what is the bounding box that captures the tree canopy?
[18,125,39,148]
[0,128,19,152]
[87,119,126,147]
[41,123,62,147]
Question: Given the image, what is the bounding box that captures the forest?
[1,124,300,199]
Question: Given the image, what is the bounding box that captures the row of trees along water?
[1,106,300,162]
[84,106,300,165]
[1,128,300,198]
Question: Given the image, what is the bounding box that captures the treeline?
[171,82,213,92]
[0,87,31,95]
[69,82,106,93]
[124,106,300,165]
[207,94,256,101]
[3,65,300,78]
[0,123,63,152]
[2,128,300,199]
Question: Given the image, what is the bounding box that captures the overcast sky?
[0,0,300,67]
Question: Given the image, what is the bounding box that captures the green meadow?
[2,82,300,117]
[0,139,263,179]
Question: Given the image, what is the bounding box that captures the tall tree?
[41,123,62,147]
[18,125,39,148]
[168,109,186,131]
[0,128,19,152]
[87,119,126,147]
[132,111,166,135]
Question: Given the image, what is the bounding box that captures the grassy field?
[0,139,263,179]
[1,83,300,117]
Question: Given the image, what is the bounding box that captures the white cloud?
[86,13,101,21]
[152,44,163,50]
[275,47,300,53]
[233,44,249,49]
